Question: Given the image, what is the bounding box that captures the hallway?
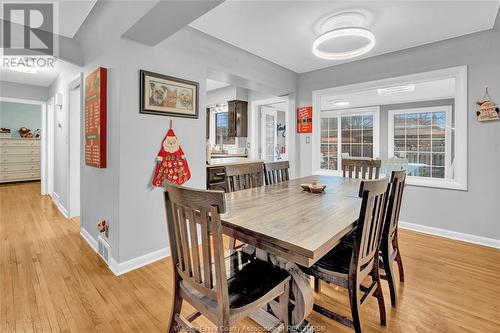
[1,182,500,332]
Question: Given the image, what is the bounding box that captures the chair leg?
[278,281,290,331]
[381,247,397,308]
[395,250,405,282]
[314,277,321,293]
[168,291,183,333]
[348,278,362,333]
[393,231,405,282]
[373,264,387,326]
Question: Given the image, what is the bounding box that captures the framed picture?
[139,70,199,118]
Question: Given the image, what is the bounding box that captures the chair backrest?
[164,184,229,313]
[384,170,406,240]
[342,158,381,179]
[264,161,290,185]
[352,178,390,277]
[225,162,264,192]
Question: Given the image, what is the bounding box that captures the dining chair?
[225,162,265,249]
[380,170,406,307]
[263,160,290,185]
[301,177,390,333]
[164,183,291,333]
[225,162,264,192]
[342,158,381,179]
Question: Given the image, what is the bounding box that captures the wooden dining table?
[221,175,363,332]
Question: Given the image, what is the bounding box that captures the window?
[215,111,235,145]
[320,107,380,171]
[388,106,451,180]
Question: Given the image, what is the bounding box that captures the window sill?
[314,170,467,191]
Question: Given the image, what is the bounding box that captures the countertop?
[207,158,263,168]
[210,153,248,158]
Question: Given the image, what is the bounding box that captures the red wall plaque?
[297,106,312,133]
[85,67,107,168]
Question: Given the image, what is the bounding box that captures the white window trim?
[319,106,380,176]
[312,65,467,191]
[388,106,452,185]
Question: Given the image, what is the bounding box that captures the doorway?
[258,101,288,162]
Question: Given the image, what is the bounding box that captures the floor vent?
[97,235,111,264]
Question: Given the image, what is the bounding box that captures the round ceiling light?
[312,27,375,60]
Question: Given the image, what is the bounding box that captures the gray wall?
[0,81,48,101]
[298,28,500,241]
[74,1,298,263]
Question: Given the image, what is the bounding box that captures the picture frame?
[139,70,199,119]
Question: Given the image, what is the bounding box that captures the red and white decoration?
[152,122,191,187]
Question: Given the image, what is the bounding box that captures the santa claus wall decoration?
[476,87,499,122]
[152,121,191,187]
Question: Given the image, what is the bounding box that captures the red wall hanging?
[152,120,191,187]
[85,67,107,168]
[297,106,313,133]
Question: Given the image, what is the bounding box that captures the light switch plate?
[306,137,311,144]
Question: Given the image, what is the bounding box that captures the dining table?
[221,175,363,332]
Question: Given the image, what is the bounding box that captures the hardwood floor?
[1,181,500,332]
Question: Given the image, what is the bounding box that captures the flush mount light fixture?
[377,84,415,95]
[334,101,350,107]
[312,27,376,60]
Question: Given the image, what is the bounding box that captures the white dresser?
[0,138,41,183]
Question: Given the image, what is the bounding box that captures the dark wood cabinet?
[227,100,248,137]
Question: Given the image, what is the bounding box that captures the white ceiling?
[58,0,97,38]
[0,59,76,87]
[320,78,456,111]
[207,79,230,91]
[191,1,500,73]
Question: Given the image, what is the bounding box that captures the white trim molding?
[400,221,500,249]
[312,65,468,191]
[109,247,171,276]
[80,227,171,276]
[80,227,98,252]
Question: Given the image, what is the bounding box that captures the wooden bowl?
[300,183,311,191]
[309,185,326,193]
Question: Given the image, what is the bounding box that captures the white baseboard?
[51,193,69,218]
[109,247,171,276]
[399,221,500,249]
[80,227,98,251]
[79,225,170,276]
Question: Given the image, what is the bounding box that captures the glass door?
[260,108,277,162]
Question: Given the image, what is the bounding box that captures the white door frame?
[249,95,297,178]
[45,97,54,196]
[67,73,83,218]
[0,97,47,194]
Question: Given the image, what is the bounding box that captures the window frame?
[318,106,380,175]
[388,106,452,185]
[214,110,236,146]
[311,65,467,191]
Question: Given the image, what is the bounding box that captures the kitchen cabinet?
[227,100,248,137]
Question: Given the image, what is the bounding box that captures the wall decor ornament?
[476,87,499,122]
[85,67,107,168]
[152,120,191,187]
[297,106,313,133]
[140,70,199,118]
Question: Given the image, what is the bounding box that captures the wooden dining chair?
[225,163,264,192]
[263,161,290,185]
[301,178,390,333]
[380,170,406,308]
[164,183,291,333]
[225,162,265,249]
[342,158,381,179]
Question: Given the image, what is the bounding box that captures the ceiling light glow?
[377,84,415,95]
[312,27,376,60]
